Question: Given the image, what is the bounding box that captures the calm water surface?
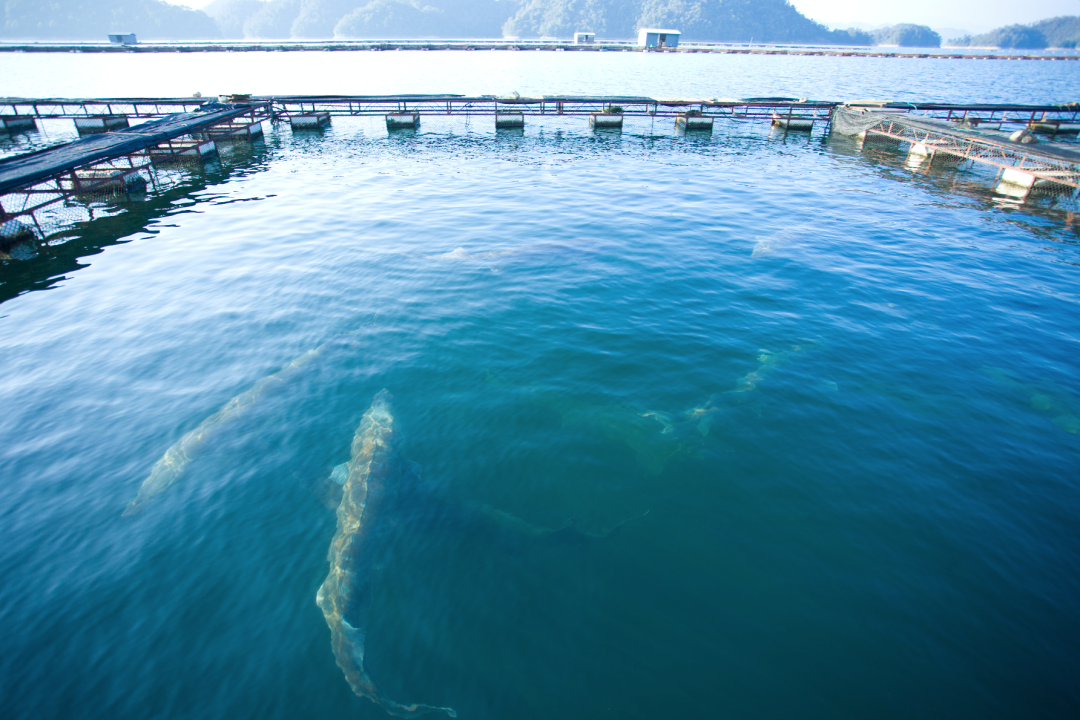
[1,54,1079,719]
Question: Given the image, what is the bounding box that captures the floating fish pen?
[1,95,1077,255]
[831,106,1080,200]
[0,103,269,244]
[267,94,838,132]
[8,95,1077,140]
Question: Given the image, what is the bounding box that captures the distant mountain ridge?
[948,16,1080,49]
[6,0,1040,47]
[1,0,220,40]
[208,0,876,44]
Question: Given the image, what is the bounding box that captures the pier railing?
[264,95,839,123]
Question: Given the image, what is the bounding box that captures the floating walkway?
[0,102,269,252]
[1,40,1077,61]
[831,107,1080,197]
[1,95,1077,257]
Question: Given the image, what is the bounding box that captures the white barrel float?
[386,113,420,130]
[495,112,524,129]
[590,113,624,128]
[676,114,713,131]
[290,113,331,129]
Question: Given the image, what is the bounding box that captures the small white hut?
[637,29,680,47]
[574,32,596,44]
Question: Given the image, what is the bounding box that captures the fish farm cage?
[2,95,1079,260]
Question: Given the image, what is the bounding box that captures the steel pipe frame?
[0,106,270,241]
[0,99,207,119]
[267,98,836,125]
[864,118,1080,190]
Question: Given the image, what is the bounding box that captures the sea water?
[0,53,1078,720]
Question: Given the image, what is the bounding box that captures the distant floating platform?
[1,40,1078,62]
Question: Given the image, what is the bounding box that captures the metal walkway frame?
[4,95,1078,133]
[264,94,841,126]
[846,102,1080,134]
[0,97,207,120]
[0,103,270,246]
[837,110,1080,194]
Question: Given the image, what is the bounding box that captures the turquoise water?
[1,55,1080,719]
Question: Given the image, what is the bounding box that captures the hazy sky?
[789,0,1078,33]
[166,0,1076,34]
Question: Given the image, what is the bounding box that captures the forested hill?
[1,0,220,40]
[948,16,1080,49]
[2,0,876,43]
[208,0,870,43]
[503,0,869,43]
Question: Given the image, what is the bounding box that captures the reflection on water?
[825,134,1080,257]
[0,140,273,303]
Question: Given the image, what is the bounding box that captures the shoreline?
[0,40,1077,60]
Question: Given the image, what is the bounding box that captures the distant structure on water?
[108,33,138,45]
[574,32,595,44]
[638,29,680,47]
